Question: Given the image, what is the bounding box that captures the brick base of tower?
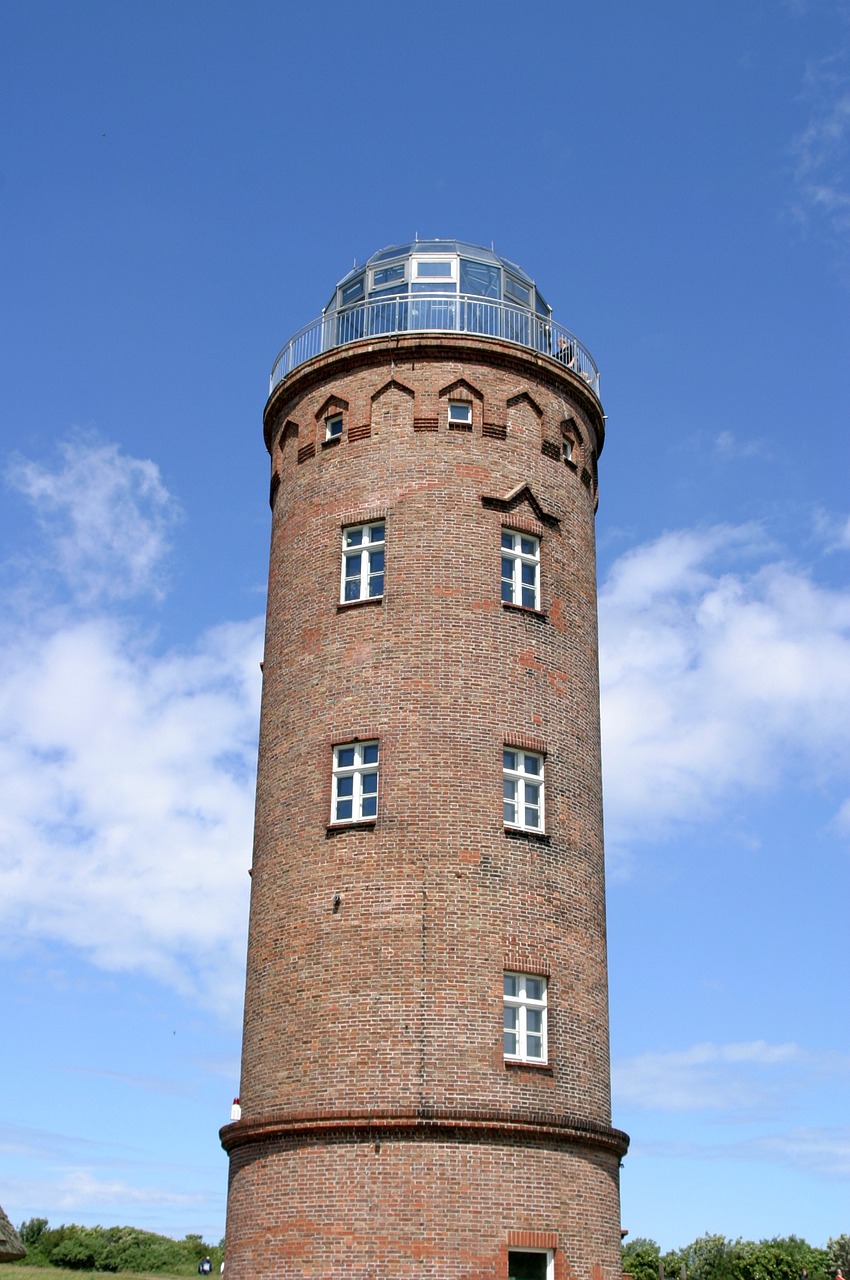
[223,1122,625,1280]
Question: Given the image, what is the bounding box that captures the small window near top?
[448,400,472,428]
[562,436,574,462]
[326,413,343,442]
[340,276,364,305]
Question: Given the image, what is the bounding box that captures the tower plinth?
[222,241,628,1280]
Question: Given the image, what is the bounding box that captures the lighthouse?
[221,240,628,1280]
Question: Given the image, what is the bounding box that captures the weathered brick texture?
[222,331,628,1279]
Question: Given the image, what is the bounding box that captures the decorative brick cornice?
[263,333,605,455]
[220,1106,630,1159]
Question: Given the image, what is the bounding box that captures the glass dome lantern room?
[269,240,600,399]
[326,241,551,317]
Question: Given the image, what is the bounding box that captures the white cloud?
[599,524,850,855]
[0,437,262,1020]
[53,1169,204,1210]
[5,435,180,604]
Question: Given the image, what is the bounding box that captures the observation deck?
[269,240,600,400]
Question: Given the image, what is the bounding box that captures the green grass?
[10,1269,198,1280]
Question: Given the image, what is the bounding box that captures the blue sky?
[1,0,848,1255]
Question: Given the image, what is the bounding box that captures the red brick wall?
[222,334,627,1279]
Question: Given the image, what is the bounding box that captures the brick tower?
[221,241,628,1280]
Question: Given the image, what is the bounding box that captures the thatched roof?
[0,1205,25,1263]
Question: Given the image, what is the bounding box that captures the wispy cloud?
[791,50,850,242]
[5,435,180,605]
[599,524,850,859]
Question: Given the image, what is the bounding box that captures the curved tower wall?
[223,312,627,1278]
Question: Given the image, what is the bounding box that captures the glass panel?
[369,574,384,597]
[460,258,501,298]
[362,743,379,764]
[520,536,537,556]
[344,579,361,602]
[504,276,531,305]
[524,806,540,828]
[337,748,355,770]
[501,580,514,604]
[523,755,541,775]
[326,415,343,437]
[373,263,405,287]
[448,402,471,421]
[503,750,517,771]
[526,977,544,1001]
[341,276,364,304]
[335,797,353,821]
[368,523,385,543]
[503,974,518,997]
[522,585,536,609]
[525,784,539,807]
[336,776,353,797]
[501,530,515,549]
[361,793,377,817]
[345,528,364,547]
[521,563,536,586]
[416,259,453,277]
[361,772,378,794]
[504,1029,517,1055]
[370,549,385,574]
[526,1033,543,1058]
[527,1009,542,1032]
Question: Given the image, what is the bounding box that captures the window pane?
[523,755,541,775]
[520,537,537,556]
[345,528,363,547]
[369,523,385,543]
[509,1252,548,1280]
[502,581,514,604]
[373,263,404,286]
[521,563,536,586]
[521,585,536,608]
[337,749,355,770]
[459,258,500,298]
[361,793,377,818]
[335,797,353,821]
[361,771,378,794]
[344,579,361,602]
[524,785,539,807]
[503,750,517,771]
[370,549,384,573]
[503,1006,518,1031]
[369,574,384,597]
[527,1009,542,1033]
[526,1033,543,1058]
[501,530,515,549]
[526,977,544,1001]
[416,259,452,276]
[362,743,379,764]
[503,974,518,997]
[504,1029,518,1055]
[345,552,362,577]
[341,276,364,304]
[336,776,353,798]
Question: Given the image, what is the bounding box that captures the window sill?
[502,602,548,621]
[504,1058,553,1075]
[337,596,383,612]
[326,820,377,837]
[504,827,550,845]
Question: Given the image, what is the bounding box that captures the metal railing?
[269,295,600,398]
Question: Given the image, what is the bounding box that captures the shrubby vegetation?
[623,1233,850,1280]
[14,1220,223,1274]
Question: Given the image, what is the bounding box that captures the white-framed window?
[508,1249,554,1280]
[341,522,385,602]
[562,435,574,462]
[501,529,540,609]
[412,256,457,282]
[325,413,343,441]
[331,740,379,824]
[503,972,547,1064]
[503,748,544,831]
[448,400,473,427]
